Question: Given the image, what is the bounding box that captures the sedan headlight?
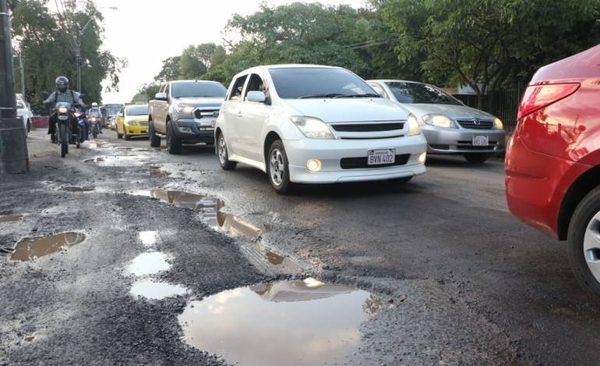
[126,120,137,126]
[291,116,335,139]
[494,117,504,130]
[176,105,195,115]
[422,114,457,128]
[407,114,421,136]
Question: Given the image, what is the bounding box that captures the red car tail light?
[517,83,580,119]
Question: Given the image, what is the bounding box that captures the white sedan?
[215,64,427,194]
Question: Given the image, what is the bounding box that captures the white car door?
[220,75,249,156]
[235,73,270,162]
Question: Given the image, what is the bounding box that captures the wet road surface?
[0,129,599,366]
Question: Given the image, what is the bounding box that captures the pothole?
[127,252,171,276]
[85,155,149,167]
[11,232,86,261]
[178,278,385,366]
[133,190,266,238]
[130,280,187,300]
[148,166,172,177]
[61,186,95,192]
[0,214,23,223]
[139,231,158,247]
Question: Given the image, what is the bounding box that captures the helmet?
[55,76,69,93]
[91,102,98,108]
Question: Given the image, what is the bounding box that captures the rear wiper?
[298,93,346,99]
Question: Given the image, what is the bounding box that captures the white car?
[16,94,32,135]
[215,64,428,194]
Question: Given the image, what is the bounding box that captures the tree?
[131,83,160,103]
[372,0,600,108]
[223,2,372,75]
[10,0,125,108]
[154,56,181,82]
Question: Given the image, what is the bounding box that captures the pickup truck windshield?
[171,82,227,99]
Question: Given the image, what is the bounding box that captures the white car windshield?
[269,67,379,99]
[386,82,463,105]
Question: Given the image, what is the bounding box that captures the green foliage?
[132,83,160,104]
[372,0,600,106]
[154,56,181,82]
[223,2,371,75]
[10,0,125,110]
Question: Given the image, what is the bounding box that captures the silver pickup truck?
[148,80,227,154]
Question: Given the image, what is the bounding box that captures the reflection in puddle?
[11,232,86,261]
[85,155,148,167]
[131,280,187,300]
[0,214,23,223]
[179,278,384,366]
[127,252,171,276]
[139,231,158,247]
[146,190,264,238]
[61,186,95,192]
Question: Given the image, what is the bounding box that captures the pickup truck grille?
[194,109,219,120]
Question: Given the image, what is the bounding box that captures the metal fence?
[453,86,525,132]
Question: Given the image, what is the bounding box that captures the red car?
[505,44,600,299]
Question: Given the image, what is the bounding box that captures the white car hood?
[402,103,495,119]
[283,98,409,122]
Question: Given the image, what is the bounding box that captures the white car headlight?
[291,116,335,139]
[494,117,504,130]
[407,114,421,136]
[422,114,457,128]
[176,105,195,115]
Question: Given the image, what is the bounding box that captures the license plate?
[368,149,395,165]
[472,135,489,146]
[58,115,68,121]
[199,118,216,127]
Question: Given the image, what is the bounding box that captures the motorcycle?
[73,107,89,143]
[89,114,100,139]
[53,102,73,158]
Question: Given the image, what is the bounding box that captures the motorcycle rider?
[88,102,103,134]
[44,76,84,142]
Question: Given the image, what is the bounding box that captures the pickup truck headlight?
[176,105,195,115]
[422,114,457,128]
[291,116,335,139]
[407,114,421,136]
[494,117,504,130]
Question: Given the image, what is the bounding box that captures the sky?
[93,0,367,103]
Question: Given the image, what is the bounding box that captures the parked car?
[15,94,32,135]
[505,44,600,299]
[116,104,149,140]
[148,80,226,154]
[215,64,427,194]
[367,80,505,163]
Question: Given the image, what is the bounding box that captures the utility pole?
[76,28,81,92]
[0,0,29,174]
[18,50,24,96]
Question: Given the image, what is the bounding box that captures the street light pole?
[75,6,116,93]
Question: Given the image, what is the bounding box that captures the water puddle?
[61,186,95,192]
[130,280,187,300]
[127,252,171,276]
[139,231,158,247]
[148,167,171,177]
[137,190,264,238]
[11,232,86,261]
[178,278,385,366]
[0,214,23,223]
[85,155,149,167]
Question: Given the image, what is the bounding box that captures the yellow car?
[116,104,149,140]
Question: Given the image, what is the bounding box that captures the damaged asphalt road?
[1,130,600,366]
